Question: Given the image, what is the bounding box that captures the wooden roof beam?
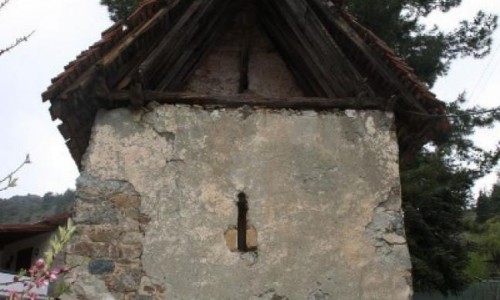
[137,0,220,89]
[155,0,235,91]
[306,0,428,114]
[257,0,374,98]
[100,89,389,111]
[258,8,323,96]
[54,0,188,100]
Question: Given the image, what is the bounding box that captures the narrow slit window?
[237,192,249,252]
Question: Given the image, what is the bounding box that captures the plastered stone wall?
[64,104,412,300]
[184,15,303,98]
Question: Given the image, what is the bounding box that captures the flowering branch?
[0,154,31,192]
[0,219,75,300]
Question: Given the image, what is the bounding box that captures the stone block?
[105,267,142,293]
[110,192,141,211]
[69,242,119,258]
[224,227,238,252]
[224,226,258,252]
[119,243,143,259]
[73,202,118,225]
[82,226,121,243]
[134,295,154,300]
[383,233,406,245]
[121,232,144,244]
[88,259,115,275]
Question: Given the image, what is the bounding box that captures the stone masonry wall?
[62,176,164,300]
[62,104,412,299]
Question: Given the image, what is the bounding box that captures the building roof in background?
[42,0,449,167]
[0,213,69,245]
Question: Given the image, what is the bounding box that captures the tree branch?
[0,0,10,11]
[0,31,35,57]
[0,154,31,192]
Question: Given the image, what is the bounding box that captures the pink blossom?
[28,291,38,300]
[7,290,17,297]
[28,265,36,275]
[34,259,45,270]
[47,271,58,281]
[34,277,48,288]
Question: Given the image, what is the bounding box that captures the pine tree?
[100,0,140,22]
[476,191,492,223]
[346,0,497,87]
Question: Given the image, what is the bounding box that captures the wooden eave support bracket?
[98,89,392,111]
[130,82,145,107]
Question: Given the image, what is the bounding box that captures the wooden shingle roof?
[43,0,449,168]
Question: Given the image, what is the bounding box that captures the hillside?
[0,190,75,224]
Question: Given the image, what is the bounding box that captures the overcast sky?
[0,0,499,199]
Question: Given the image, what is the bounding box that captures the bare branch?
[0,31,35,57]
[0,154,31,192]
[0,0,10,11]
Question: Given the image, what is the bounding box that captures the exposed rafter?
[42,0,449,168]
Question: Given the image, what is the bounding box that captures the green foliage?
[476,191,493,223]
[402,151,471,294]
[466,252,489,280]
[0,190,75,224]
[45,219,76,268]
[474,183,500,223]
[347,0,498,87]
[400,90,500,293]
[466,217,500,280]
[100,0,140,22]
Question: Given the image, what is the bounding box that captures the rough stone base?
[62,176,163,300]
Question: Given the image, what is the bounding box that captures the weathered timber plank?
[263,0,370,98]
[238,5,255,94]
[103,90,389,111]
[282,0,375,97]
[259,1,335,96]
[306,0,428,113]
[49,100,63,121]
[156,0,234,91]
[99,6,170,66]
[46,1,183,102]
[111,0,193,90]
[258,4,325,96]
[138,0,211,88]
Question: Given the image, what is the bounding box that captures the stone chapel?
[43,0,449,299]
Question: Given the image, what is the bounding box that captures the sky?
[0,0,499,199]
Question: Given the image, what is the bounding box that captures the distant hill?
[0,190,75,224]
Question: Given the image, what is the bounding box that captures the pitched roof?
[42,0,449,168]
